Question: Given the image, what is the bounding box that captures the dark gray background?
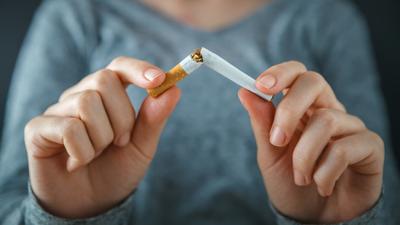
[0,0,399,169]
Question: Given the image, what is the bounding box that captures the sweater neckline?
[125,0,284,37]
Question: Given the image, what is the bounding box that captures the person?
[0,0,399,224]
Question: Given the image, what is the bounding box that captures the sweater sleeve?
[24,184,136,225]
[0,0,134,224]
[273,194,383,225]
[275,0,400,224]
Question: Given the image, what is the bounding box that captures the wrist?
[30,181,136,219]
[270,191,384,225]
[26,183,136,224]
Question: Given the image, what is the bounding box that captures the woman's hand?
[24,57,180,218]
[238,61,384,223]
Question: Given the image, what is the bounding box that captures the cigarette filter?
[146,48,273,101]
[147,49,203,97]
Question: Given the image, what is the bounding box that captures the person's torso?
[83,0,323,223]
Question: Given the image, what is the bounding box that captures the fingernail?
[116,133,130,146]
[258,75,276,89]
[294,171,307,186]
[144,68,164,81]
[270,126,286,146]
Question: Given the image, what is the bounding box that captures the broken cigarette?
[146,48,273,101]
[146,49,203,97]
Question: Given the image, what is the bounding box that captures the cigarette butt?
[147,49,203,98]
[147,64,188,97]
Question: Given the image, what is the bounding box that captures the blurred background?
[0,0,399,170]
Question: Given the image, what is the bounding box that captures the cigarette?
[147,49,203,97]
[147,48,273,101]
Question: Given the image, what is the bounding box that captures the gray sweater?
[0,0,399,224]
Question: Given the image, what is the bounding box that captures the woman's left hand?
[238,61,384,223]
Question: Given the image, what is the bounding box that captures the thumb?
[130,87,181,159]
[238,89,284,171]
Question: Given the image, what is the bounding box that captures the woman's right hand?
[24,57,180,219]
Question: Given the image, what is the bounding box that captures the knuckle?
[353,116,367,129]
[77,90,102,110]
[336,101,347,112]
[329,143,347,162]
[124,110,135,128]
[268,61,307,75]
[268,64,286,74]
[43,103,57,116]
[275,103,301,133]
[24,118,35,134]
[63,118,84,138]
[307,71,326,88]
[24,117,39,143]
[97,68,115,76]
[105,127,115,145]
[276,104,295,119]
[314,109,337,129]
[97,127,114,151]
[76,91,102,114]
[115,107,135,134]
[110,56,128,66]
[367,130,385,153]
[115,119,134,138]
[59,92,72,103]
[135,59,151,68]
[93,69,117,90]
[292,153,309,174]
[288,60,307,71]
[24,120,42,156]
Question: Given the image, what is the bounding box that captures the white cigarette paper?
[200,48,273,101]
[147,47,273,101]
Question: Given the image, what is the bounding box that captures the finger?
[313,131,384,197]
[238,89,286,171]
[60,69,135,146]
[107,56,166,88]
[45,90,114,155]
[291,109,366,186]
[256,61,344,110]
[130,87,181,160]
[255,61,307,95]
[25,116,96,172]
[270,71,343,147]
